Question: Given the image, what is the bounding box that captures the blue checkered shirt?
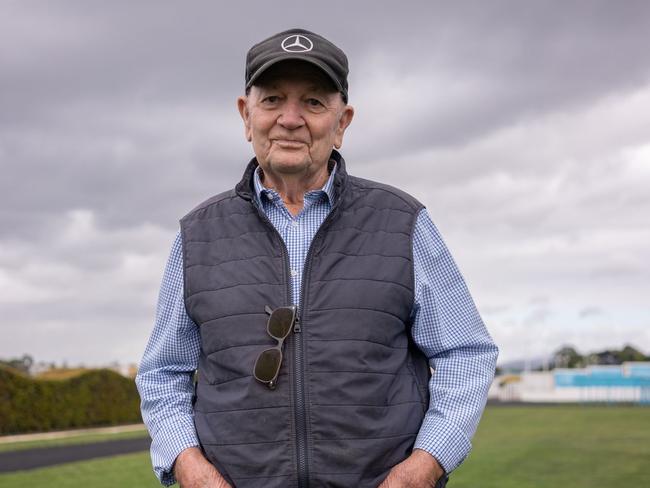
[136,164,498,486]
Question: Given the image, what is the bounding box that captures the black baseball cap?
[245,28,349,103]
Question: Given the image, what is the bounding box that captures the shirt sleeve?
[135,229,201,486]
[410,208,499,473]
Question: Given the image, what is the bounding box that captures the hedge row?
[0,367,142,435]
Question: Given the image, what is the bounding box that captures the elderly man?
[136,28,498,488]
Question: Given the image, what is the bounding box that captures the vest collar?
[235,149,349,204]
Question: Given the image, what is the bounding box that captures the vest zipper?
[250,199,309,485]
[251,190,344,488]
[294,200,343,488]
[293,301,308,488]
[293,314,301,333]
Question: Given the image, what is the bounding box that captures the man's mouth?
[272,139,307,149]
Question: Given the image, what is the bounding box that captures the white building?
[489,362,650,404]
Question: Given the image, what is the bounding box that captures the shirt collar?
[253,159,338,207]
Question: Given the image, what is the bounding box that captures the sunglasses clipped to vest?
[253,305,299,389]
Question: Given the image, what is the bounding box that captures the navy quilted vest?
[181,151,430,487]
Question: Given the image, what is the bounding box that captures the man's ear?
[237,96,252,142]
[333,104,354,149]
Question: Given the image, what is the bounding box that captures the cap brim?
[246,54,344,94]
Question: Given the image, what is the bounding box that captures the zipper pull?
[293,313,301,333]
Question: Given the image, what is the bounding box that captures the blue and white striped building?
[490,362,650,403]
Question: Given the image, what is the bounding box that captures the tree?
[0,354,34,374]
[618,345,646,362]
[552,346,584,369]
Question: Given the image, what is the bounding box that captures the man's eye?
[262,96,280,104]
[307,98,324,107]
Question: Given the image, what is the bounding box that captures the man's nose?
[277,100,305,129]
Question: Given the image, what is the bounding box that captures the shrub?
[0,366,142,434]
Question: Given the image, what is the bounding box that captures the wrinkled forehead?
[251,59,339,94]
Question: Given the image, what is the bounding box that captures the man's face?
[237,61,354,178]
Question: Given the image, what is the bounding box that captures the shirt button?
[291,269,298,277]
[291,221,299,227]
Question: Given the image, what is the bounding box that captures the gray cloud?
[2,1,650,364]
[579,307,604,319]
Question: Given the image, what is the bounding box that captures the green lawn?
[0,451,160,488]
[1,405,648,487]
[452,404,650,487]
[0,427,149,453]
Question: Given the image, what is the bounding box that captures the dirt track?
[0,436,151,473]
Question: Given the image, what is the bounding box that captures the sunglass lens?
[268,307,294,339]
[254,348,282,382]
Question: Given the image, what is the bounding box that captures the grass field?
[0,428,148,453]
[1,405,648,487]
[452,404,650,487]
[0,451,159,488]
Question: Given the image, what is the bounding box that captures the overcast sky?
[2,1,649,367]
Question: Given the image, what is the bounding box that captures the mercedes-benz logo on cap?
[281,34,313,53]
